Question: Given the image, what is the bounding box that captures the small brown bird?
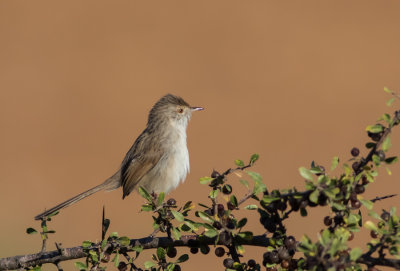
[35,94,203,220]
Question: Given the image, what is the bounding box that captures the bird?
[34,94,203,220]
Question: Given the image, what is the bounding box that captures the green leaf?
[366,124,384,133]
[74,262,88,270]
[239,179,249,188]
[171,210,185,222]
[385,156,398,164]
[387,97,395,107]
[230,195,238,207]
[82,240,92,249]
[209,189,219,199]
[138,187,152,201]
[26,227,37,235]
[141,204,153,212]
[204,226,218,238]
[382,113,391,123]
[360,199,373,210]
[113,251,120,267]
[118,236,131,246]
[157,247,166,260]
[176,254,189,263]
[299,167,313,181]
[247,171,262,182]
[166,263,175,271]
[250,153,260,164]
[384,87,392,94]
[309,190,319,204]
[157,192,165,206]
[238,231,253,241]
[331,156,339,171]
[199,176,213,184]
[235,159,245,167]
[382,136,392,152]
[364,221,378,231]
[237,218,247,228]
[366,142,376,149]
[109,232,119,238]
[132,245,144,253]
[172,227,181,240]
[144,261,156,268]
[47,211,59,218]
[350,247,363,261]
[244,204,258,210]
[197,211,214,223]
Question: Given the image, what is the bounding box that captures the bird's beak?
[190,106,204,111]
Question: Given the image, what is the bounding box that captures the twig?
[356,110,400,173]
[370,194,397,203]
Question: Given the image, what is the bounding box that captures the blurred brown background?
[1,1,400,270]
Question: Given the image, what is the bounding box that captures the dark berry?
[299,200,308,209]
[281,259,290,269]
[204,208,214,216]
[355,184,365,194]
[215,247,225,257]
[350,192,357,202]
[318,193,328,206]
[263,251,272,263]
[167,247,177,258]
[227,202,236,210]
[219,231,232,245]
[381,212,390,222]
[200,245,210,254]
[351,147,360,157]
[247,259,256,268]
[334,215,344,225]
[376,150,386,161]
[362,176,369,185]
[211,170,220,178]
[226,219,235,229]
[217,204,225,217]
[167,198,176,206]
[284,236,296,249]
[173,265,181,271]
[222,184,232,195]
[351,200,361,209]
[223,258,234,268]
[352,161,360,172]
[278,248,290,260]
[118,262,127,271]
[323,216,332,226]
[370,230,378,238]
[270,251,280,264]
[213,221,222,230]
[190,247,199,254]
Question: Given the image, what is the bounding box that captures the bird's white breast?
[141,121,190,194]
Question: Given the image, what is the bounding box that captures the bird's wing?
[121,132,163,198]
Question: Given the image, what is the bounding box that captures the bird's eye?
[178,108,184,113]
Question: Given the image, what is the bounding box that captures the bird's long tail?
[34,170,121,220]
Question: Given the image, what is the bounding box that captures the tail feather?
[34,171,121,220]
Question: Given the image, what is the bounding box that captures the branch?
[357,254,400,270]
[0,235,270,270]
